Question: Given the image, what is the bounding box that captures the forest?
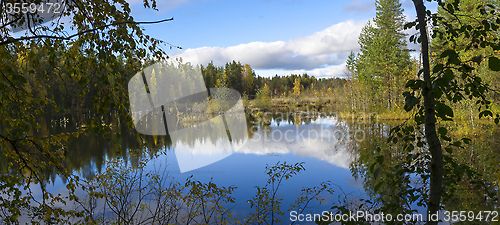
[0,0,499,224]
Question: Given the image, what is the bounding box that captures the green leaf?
[442,69,454,82]
[376,155,384,164]
[440,49,456,58]
[488,56,500,71]
[369,163,376,173]
[437,127,448,136]
[452,141,462,147]
[433,63,444,73]
[446,3,454,14]
[435,102,454,120]
[479,110,493,119]
[374,167,382,180]
[404,95,419,112]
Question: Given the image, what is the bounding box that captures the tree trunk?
[412,1,443,224]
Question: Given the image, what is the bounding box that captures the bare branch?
[0,17,174,46]
[0,14,24,30]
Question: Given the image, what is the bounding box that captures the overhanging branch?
[0,17,174,46]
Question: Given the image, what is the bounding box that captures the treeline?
[201,60,347,99]
[19,43,349,114]
[9,43,140,114]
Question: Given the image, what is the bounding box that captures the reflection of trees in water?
[0,108,338,182]
[440,123,500,214]
[0,112,170,182]
[0,109,269,181]
[349,121,421,217]
[348,120,500,218]
[3,109,497,222]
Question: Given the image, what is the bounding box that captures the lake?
[6,108,499,224]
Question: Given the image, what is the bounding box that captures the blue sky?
[127,0,435,78]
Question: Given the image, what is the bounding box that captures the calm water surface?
[14,110,500,223]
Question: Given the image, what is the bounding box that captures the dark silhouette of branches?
[0,18,175,46]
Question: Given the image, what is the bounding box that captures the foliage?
[0,0,171,222]
[380,0,500,223]
[253,83,272,110]
[430,0,500,119]
[78,159,335,225]
[292,78,303,97]
[347,0,415,113]
[246,162,305,224]
[1,0,499,223]
[80,153,236,224]
[332,0,500,224]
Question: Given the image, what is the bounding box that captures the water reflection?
[240,116,355,169]
[348,120,500,221]
[18,109,364,177]
[1,110,380,175]
[2,109,498,223]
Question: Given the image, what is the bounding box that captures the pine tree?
[225,60,243,93]
[202,61,219,89]
[355,0,412,111]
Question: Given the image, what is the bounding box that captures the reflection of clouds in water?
[174,138,233,173]
[311,116,339,126]
[346,177,365,190]
[236,123,355,169]
[169,115,360,171]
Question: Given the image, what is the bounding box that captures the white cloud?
[343,0,375,13]
[255,63,348,78]
[170,20,367,78]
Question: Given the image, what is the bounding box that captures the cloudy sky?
[128,0,436,78]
